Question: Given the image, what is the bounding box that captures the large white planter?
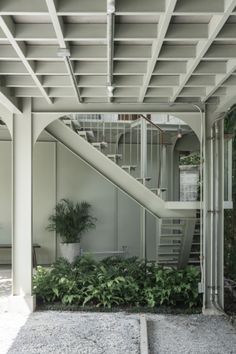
[60,242,81,262]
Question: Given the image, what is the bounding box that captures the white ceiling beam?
[32,97,202,113]
[0,0,48,14]
[178,87,206,97]
[6,75,35,87]
[203,59,236,102]
[159,45,196,59]
[166,23,208,40]
[0,44,152,61]
[170,0,236,102]
[216,24,236,40]
[0,43,210,62]
[6,75,144,89]
[193,61,226,75]
[115,24,157,41]
[45,0,82,103]
[221,76,236,86]
[153,61,187,75]
[0,16,52,104]
[0,85,22,114]
[0,23,158,42]
[138,0,178,102]
[186,75,215,86]
[113,0,166,14]
[205,44,236,59]
[149,75,179,86]
[0,0,166,15]
[146,87,173,97]
[215,87,236,113]
[174,0,225,14]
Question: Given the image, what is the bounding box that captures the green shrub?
[33,256,201,309]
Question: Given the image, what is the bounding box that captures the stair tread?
[158,253,179,256]
[159,244,181,247]
[161,234,183,237]
[107,154,122,158]
[92,141,107,146]
[136,177,152,181]
[121,165,137,169]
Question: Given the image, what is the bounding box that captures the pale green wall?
[0,137,158,264]
[33,142,56,264]
[0,141,12,263]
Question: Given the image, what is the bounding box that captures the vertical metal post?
[140,118,147,259]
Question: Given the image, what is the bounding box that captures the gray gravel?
[147,314,236,354]
[6,312,140,354]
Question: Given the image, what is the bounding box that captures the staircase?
[156,215,200,268]
[188,211,201,266]
[46,117,198,267]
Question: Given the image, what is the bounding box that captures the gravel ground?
[6,312,140,354]
[147,314,236,354]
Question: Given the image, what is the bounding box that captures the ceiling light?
[107,85,114,97]
[107,0,115,14]
[177,127,182,139]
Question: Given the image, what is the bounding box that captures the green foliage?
[33,256,201,309]
[180,153,200,166]
[47,199,96,243]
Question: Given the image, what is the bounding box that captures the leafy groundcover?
[33,256,202,311]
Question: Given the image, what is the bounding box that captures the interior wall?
[0,136,158,265]
[33,142,56,264]
[56,143,117,256]
[0,141,12,263]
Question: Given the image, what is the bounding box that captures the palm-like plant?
[47,199,96,243]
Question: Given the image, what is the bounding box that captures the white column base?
[202,306,225,316]
[8,295,36,314]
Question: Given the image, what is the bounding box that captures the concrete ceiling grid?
[0,0,235,114]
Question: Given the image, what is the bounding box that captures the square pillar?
[9,98,35,314]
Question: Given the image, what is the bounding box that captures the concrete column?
[9,98,35,314]
[203,106,224,314]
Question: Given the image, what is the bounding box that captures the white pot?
[60,242,81,262]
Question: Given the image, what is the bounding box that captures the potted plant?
[47,199,96,262]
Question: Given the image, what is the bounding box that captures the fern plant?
[47,199,96,243]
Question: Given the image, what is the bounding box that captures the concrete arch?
[33,113,64,143]
[171,112,202,141]
[33,110,203,143]
[0,104,13,138]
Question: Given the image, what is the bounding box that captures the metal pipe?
[209,108,233,314]
[107,0,115,102]
[210,124,215,304]
[107,13,114,87]
[64,56,82,103]
[214,122,220,305]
